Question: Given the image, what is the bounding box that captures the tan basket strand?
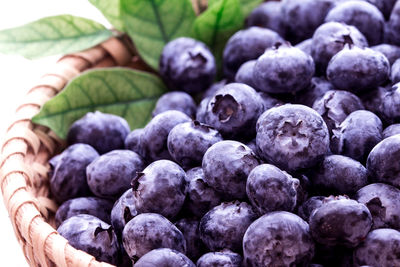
[28,75,67,95]
[31,218,58,267]
[33,130,58,156]
[3,127,41,155]
[1,156,34,188]
[100,37,132,66]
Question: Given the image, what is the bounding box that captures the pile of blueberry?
[50,0,400,266]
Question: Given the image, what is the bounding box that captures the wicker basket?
[0,36,142,267]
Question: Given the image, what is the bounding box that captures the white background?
[0,1,111,266]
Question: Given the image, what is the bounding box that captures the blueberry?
[122,213,186,260]
[57,214,119,265]
[175,218,206,261]
[196,96,210,124]
[246,164,299,215]
[199,201,257,252]
[257,91,283,113]
[386,1,400,46]
[132,160,187,219]
[124,128,143,156]
[203,79,228,99]
[309,197,372,247]
[202,140,260,200]
[133,248,195,267]
[245,1,287,37]
[391,58,400,84]
[197,250,242,267]
[183,167,222,218]
[311,22,368,74]
[167,121,223,169]
[67,111,130,154]
[256,104,330,172]
[159,37,216,94]
[111,188,137,240]
[353,228,400,267]
[281,0,336,43]
[141,110,191,161]
[243,211,315,267]
[371,43,400,65]
[360,85,391,122]
[204,83,264,140]
[326,46,390,94]
[366,0,397,19]
[223,27,284,80]
[152,91,197,118]
[325,0,385,45]
[55,197,113,227]
[50,144,99,203]
[297,196,325,223]
[367,134,400,187]
[234,60,258,89]
[310,155,368,195]
[294,77,335,107]
[383,123,400,138]
[356,183,400,230]
[376,83,400,124]
[331,110,383,163]
[253,43,315,94]
[312,90,365,134]
[86,150,145,199]
[295,38,313,55]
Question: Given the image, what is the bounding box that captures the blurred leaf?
[121,0,196,70]
[0,15,112,59]
[89,0,125,31]
[239,0,263,17]
[32,68,167,139]
[192,0,244,68]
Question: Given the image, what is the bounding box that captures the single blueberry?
[50,144,99,203]
[297,196,325,223]
[353,228,400,267]
[327,46,390,94]
[257,91,283,113]
[310,155,368,195]
[122,213,186,261]
[204,83,264,140]
[202,140,260,200]
[124,128,143,156]
[67,111,130,154]
[183,167,222,218]
[55,197,113,227]
[256,104,330,172]
[223,27,284,80]
[366,0,397,19]
[199,201,257,252]
[140,110,191,162]
[86,150,145,199]
[133,248,195,267]
[253,43,315,94]
[243,211,315,267]
[196,96,210,124]
[152,91,197,118]
[325,0,385,45]
[383,123,400,138]
[246,164,299,215]
[331,110,383,163]
[281,0,336,43]
[203,79,228,99]
[196,250,242,267]
[245,1,287,37]
[386,1,400,46]
[132,160,187,219]
[312,90,365,134]
[295,38,313,55]
[356,183,400,230]
[311,22,368,74]
[175,218,206,261]
[367,134,400,187]
[110,188,137,240]
[294,77,335,107]
[371,43,400,65]
[391,58,400,84]
[167,121,223,169]
[234,60,258,89]
[309,197,372,247]
[159,37,216,94]
[57,214,119,265]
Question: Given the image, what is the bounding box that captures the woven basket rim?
[0,36,136,267]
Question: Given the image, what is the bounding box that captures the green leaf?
[89,0,125,32]
[121,0,196,70]
[192,0,244,68]
[32,68,167,139]
[239,0,263,17]
[0,15,112,59]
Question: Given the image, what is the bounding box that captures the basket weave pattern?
[0,37,135,267]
